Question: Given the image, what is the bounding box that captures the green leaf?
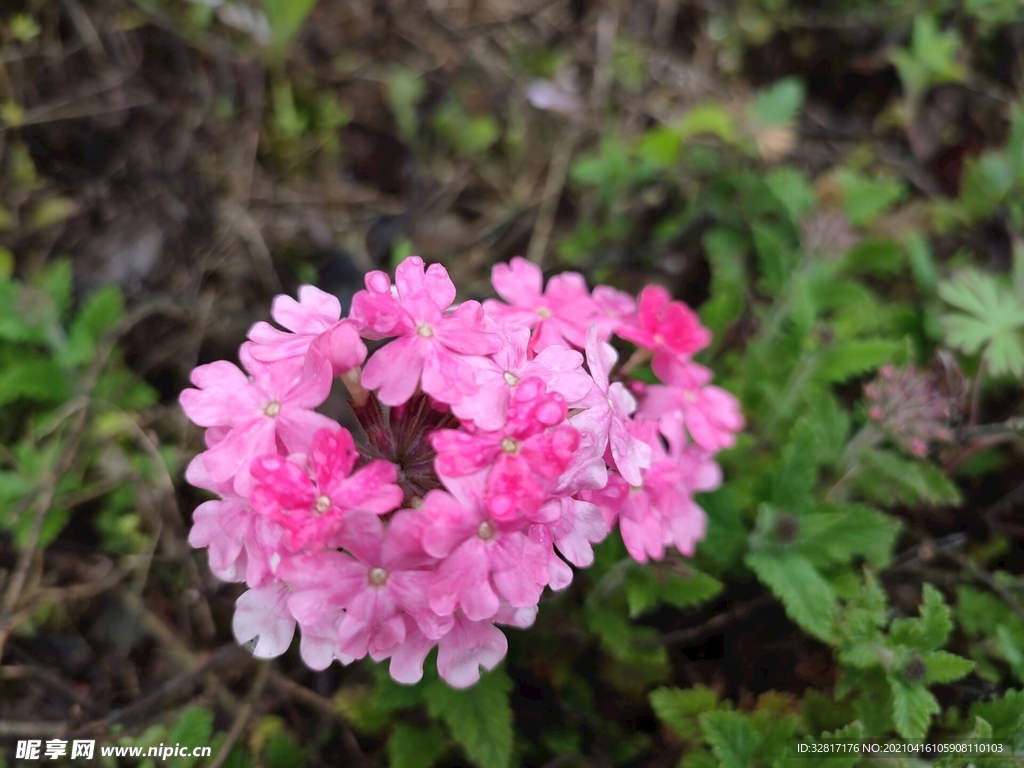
[261,0,318,45]
[771,418,819,511]
[750,77,805,126]
[795,503,900,569]
[746,551,836,641]
[650,685,719,741]
[424,667,514,768]
[890,584,953,652]
[765,167,816,223]
[841,240,905,275]
[636,126,681,167]
[890,15,966,98]
[752,222,797,295]
[700,227,748,335]
[61,285,124,366]
[700,710,760,768]
[814,338,900,384]
[835,169,907,227]
[922,651,975,684]
[675,103,737,144]
[0,359,73,406]
[970,690,1024,740]
[855,450,962,508]
[387,724,449,768]
[890,681,939,740]
[938,269,1024,379]
[657,569,724,610]
[264,731,304,768]
[167,707,214,767]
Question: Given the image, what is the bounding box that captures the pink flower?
[617,285,711,357]
[247,285,367,376]
[432,378,580,520]
[484,257,603,352]
[279,510,450,663]
[350,257,501,406]
[419,478,549,621]
[249,427,403,552]
[179,355,336,495]
[452,327,593,431]
[639,356,744,452]
[571,326,652,486]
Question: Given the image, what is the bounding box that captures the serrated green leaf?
[855,451,962,508]
[650,686,720,741]
[625,567,660,618]
[771,418,819,512]
[700,710,760,768]
[890,584,953,652]
[970,690,1024,741]
[746,551,836,641]
[0,359,73,406]
[795,503,900,569]
[923,650,975,683]
[424,667,513,768]
[753,222,797,295]
[890,681,939,740]
[387,724,449,768]
[814,338,900,385]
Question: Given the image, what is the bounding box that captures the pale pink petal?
[233,584,296,658]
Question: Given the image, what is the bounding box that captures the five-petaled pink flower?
[350,256,501,406]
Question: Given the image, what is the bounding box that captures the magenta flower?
[571,326,652,486]
[617,285,711,358]
[484,257,603,352]
[452,326,593,431]
[350,256,501,406]
[432,377,580,519]
[247,285,367,376]
[249,427,403,552]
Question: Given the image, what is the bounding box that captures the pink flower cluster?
[181,256,742,688]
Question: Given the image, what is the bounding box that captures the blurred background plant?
[1,0,1024,766]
